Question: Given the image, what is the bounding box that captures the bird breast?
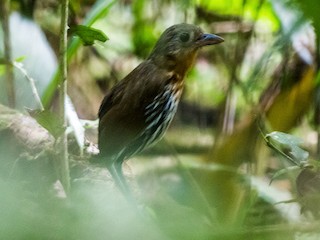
[141,83,181,146]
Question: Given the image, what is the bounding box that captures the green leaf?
[69,25,108,46]
[266,131,309,164]
[42,0,116,107]
[14,56,26,62]
[270,165,301,184]
[266,131,303,145]
[294,0,320,37]
[27,109,64,139]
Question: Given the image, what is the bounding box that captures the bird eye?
[179,32,190,42]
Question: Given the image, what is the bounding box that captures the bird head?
[148,23,224,75]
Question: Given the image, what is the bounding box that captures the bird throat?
[164,52,197,78]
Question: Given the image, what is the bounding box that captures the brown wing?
[98,60,172,162]
[98,81,125,119]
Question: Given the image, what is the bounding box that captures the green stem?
[56,0,70,193]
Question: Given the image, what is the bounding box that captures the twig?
[13,62,44,111]
[56,0,70,193]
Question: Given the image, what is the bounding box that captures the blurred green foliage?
[1,0,320,239]
[294,0,320,36]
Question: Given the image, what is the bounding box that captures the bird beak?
[197,33,224,46]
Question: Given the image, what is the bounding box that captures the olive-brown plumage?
[98,23,223,195]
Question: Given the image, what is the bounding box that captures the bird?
[98,23,224,196]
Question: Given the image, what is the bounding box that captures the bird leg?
[107,160,135,202]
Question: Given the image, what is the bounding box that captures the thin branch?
[13,62,44,111]
[56,0,70,193]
